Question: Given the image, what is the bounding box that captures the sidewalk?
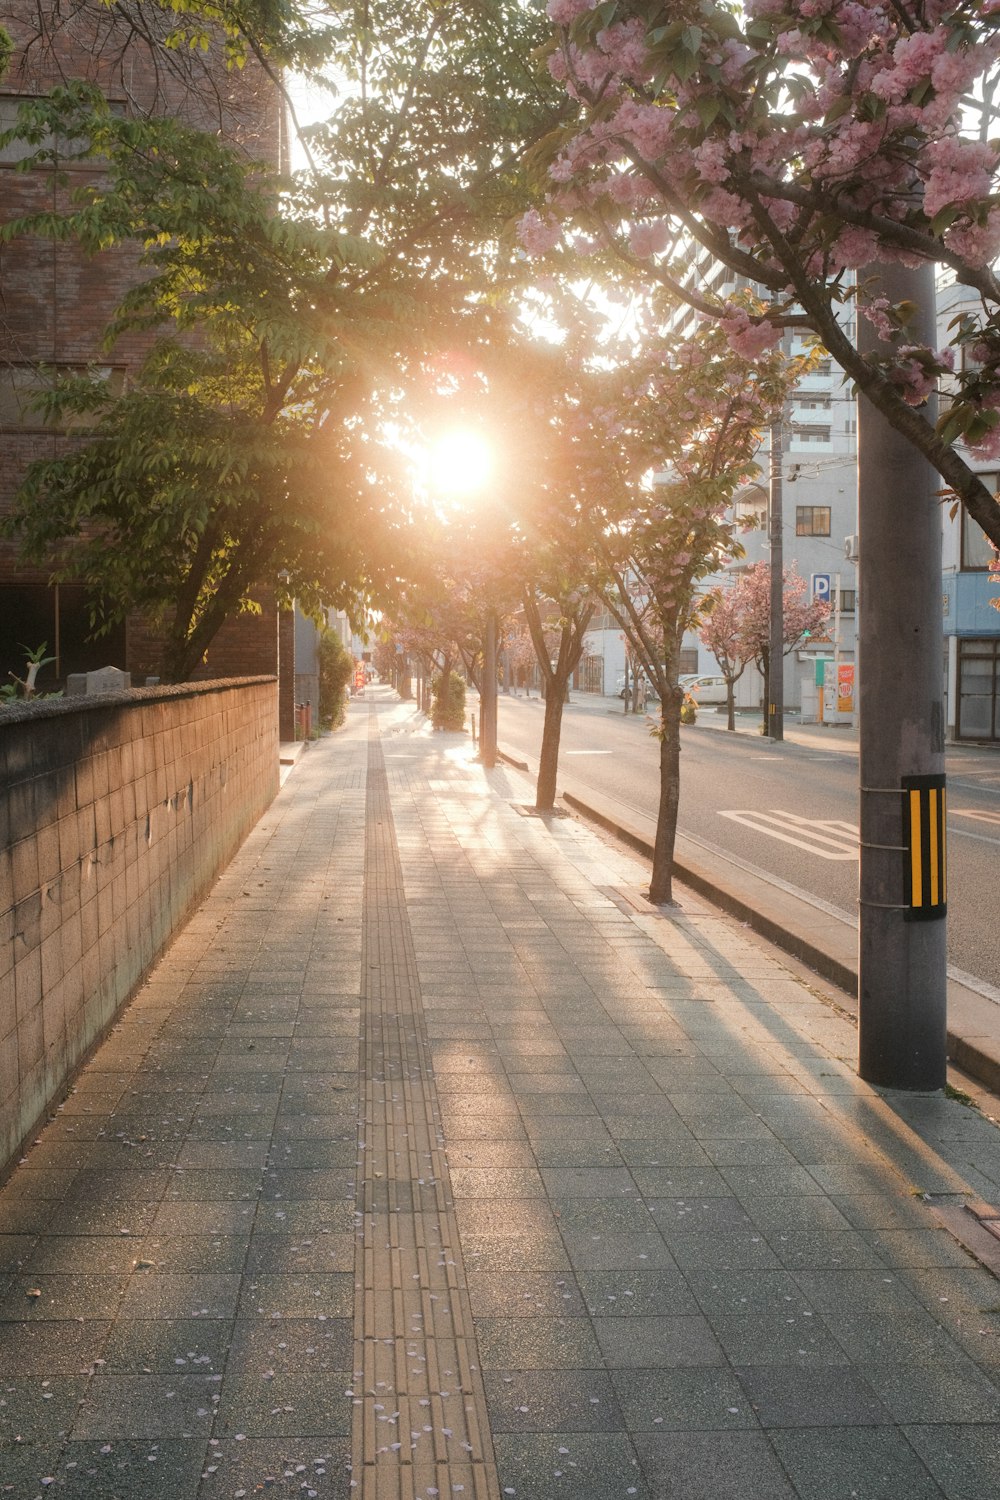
[502,692,1000,1095]
[2,692,1000,1499]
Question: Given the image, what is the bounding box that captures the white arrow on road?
[718,809,858,860]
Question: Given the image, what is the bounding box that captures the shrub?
[432,669,466,731]
[317,629,353,729]
[680,698,697,724]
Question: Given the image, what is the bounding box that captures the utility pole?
[768,410,785,740]
[856,259,947,1090]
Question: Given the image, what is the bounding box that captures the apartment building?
[937,276,1000,741]
[581,266,860,714]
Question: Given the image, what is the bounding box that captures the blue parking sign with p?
[810,573,832,604]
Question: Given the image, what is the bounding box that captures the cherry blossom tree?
[528,0,1000,549]
[700,563,831,733]
[696,582,755,732]
[504,624,538,694]
[581,307,805,901]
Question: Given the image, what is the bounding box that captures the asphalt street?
[493,693,1000,998]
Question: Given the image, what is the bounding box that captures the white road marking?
[951,807,1000,827]
[719,809,858,860]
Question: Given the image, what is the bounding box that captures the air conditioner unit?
[844,533,860,562]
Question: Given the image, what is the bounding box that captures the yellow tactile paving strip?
[352,712,501,1500]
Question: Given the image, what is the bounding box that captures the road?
[494,692,1000,994]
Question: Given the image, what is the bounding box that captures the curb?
[555,789,1000,1099]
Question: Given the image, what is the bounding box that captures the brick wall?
[1,1,286,690]
[0,677,278,1179]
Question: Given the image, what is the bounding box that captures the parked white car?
[681,674,728,705]
[616,672,659,702]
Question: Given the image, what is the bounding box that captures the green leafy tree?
[317,627,354,728]
[0,2,564,679]
[431,669,466,731]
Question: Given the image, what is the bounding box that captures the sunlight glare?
[428,429,494,499]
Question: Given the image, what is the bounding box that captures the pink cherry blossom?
[546,0,593,22]
[519,208,563,256]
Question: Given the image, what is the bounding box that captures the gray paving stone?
[118,1272,243,1320]
[855,1350,1000,1422]
[466,1271,584,1318]
[770,1426,946,1499]
[593,1315,724,1369]
[0,1272,127,1320]
[558,1231,678,1272]
[663,1231,780,1270]
[72,1372,222,1438]
[767,1230,886,1270]
[549,1197,661,1235]
[541,1166,636,1198]
[685,1268,813,1318]
[195,1438,351,1498]
[577,1269,700,1318]
[474,1315,604,1370]
[461,1232,572,1273]
[612,1367,757,1431]
[633,1429,797,1499]
[43,1439,211,1498]
[734,1364,893,1427]
[215,1371,353,1437]
[905,1421,1000,1498]
[0,1374,88,1440]
[484,1369,625,1432]
[705,1311,851,1367]
[99,1317,233,1373]
[492,1430,649,1500]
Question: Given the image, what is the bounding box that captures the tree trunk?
[435,652,451,731]
[535,670,567,811]
[726,685,736,731]
[648,697,681,904]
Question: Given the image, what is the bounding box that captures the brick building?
[0,2,299,728]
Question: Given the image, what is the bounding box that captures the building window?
[837,588,856,613]
[795,506,832,536]
[0,584,127,686]
[1,93,125,165]
[792,424,832,444]
[0,364,125,430]
[678,648,699,675]
[961,476,998,569]
[957,638,1000,741]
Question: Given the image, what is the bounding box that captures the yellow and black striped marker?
[902,774,947,921]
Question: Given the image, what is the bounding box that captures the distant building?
[580,287,859,713]
[714,322,859,721]
[1,2,302,731]
[938,276,1000,742]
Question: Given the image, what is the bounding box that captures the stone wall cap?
[0,676,277,727]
